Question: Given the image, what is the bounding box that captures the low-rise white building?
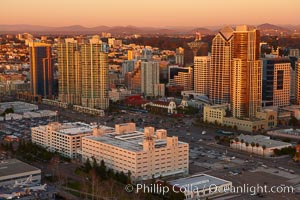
[81,123,189,182]
[0,101,38,114]
[31,122,96,159]
[0,159,41,187]
[230,134,292,157]
[169,174,232,200]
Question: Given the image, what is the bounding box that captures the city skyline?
[1,0,299,27]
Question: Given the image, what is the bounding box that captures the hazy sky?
[1,0,299,27]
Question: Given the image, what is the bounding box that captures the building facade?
[29,42,54,99]
[31,122,95,159]
[81,123,189,182]
[141,61,160,97]
[194,57,210,95]
[169,65,193,91]
[230,134,291,157]
[209,26,233,104]
[80,43,109,109]
[295,63,300,105]
[58,38,82,105]
[231,26,262,119]
[262,58,291,107]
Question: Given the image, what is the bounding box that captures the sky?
[1,0,299,27]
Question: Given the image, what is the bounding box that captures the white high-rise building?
[81,43,109,109]
[194,56,210,95]
[209,26,234,104]
[141,61,160,97]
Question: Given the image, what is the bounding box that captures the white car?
[201,131,206,135]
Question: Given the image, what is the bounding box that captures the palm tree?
[255,143,260,154]
[230,140,234,148]
[240,139,244,151]
[245,142,249,152]
[262,145,267,157]
[234,138,239,150]
[251,142,256,154]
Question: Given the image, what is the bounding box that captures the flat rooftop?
[169,174,231,191]
[237,134,292,148]
[0,159,40,178]
[85,130,187,152]
[268,129,300,137]
[33,122,96,135]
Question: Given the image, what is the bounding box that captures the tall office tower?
[127,50,134,60]
[141,48,152,60]
[175,47,184,66]
[231,26,262,119]
[58,38,82,105]
[29,42,54,99]
[194,56,210,95]
[295,63,300,105]
[141,61,160,97]
[80,43,109,109]
[122,60,135,77]
[209,26,233,104]
[262,58,291,107]
[169,65,193,91]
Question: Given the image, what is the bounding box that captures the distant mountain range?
[0,23,299,35]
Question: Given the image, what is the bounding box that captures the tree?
[255,143,260,154]
[127,171,132,184]
[234,138,239,150]
[245,142,249,152]
[251,142,256,154]
[262,145,267,157]
[233,125,238,131]
[214,135,221,141]
[289,116,298,127]
[240,139,245,151]
[282,138,291,143]
[84,158,92,173]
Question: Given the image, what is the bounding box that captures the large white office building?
[81,123,189,182]
[31,122,97,159]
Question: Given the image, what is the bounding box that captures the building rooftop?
[237,134,292,148]
[0,159,40,179]
[33,122,96,136]
[169,174,231,191]
[85,130,187,152]
[268,129,300,137]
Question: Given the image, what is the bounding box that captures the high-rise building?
[29,42,54,99]
[290,49,300,57]
[122,60,135,77]
[141,61,160,97]
[231,26,262,118]
[209,26,234,104]
[125,61,142,93]
[58,38,82,105]
[127,50,134,60]
[169,65,193,91]
[81,43,109,109]
[194,56,210,95]
[262,58,291,107]
[295,63,300,105]
[175,47,184,66]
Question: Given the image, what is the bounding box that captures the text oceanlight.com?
[126,183,295,196]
